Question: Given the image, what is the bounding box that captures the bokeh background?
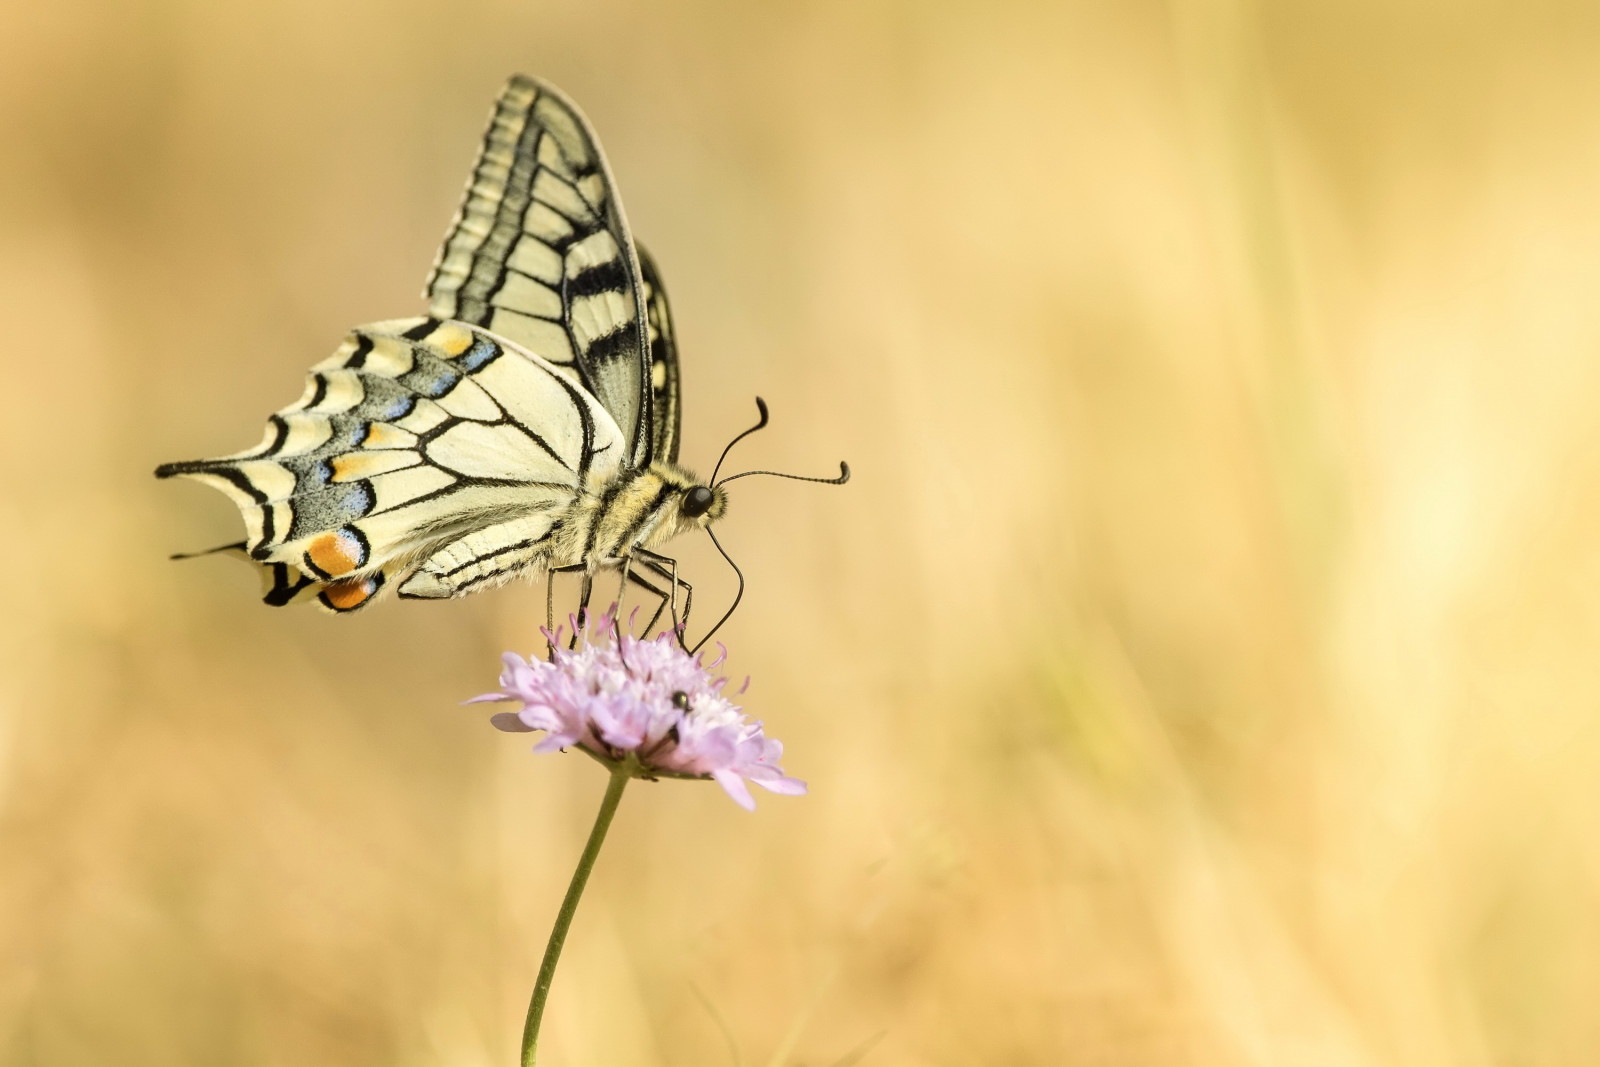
[7,0,1600,1063]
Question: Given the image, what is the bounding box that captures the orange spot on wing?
[306,529,365,578]
[432,324,473,355]
[362,423,410,448]
[331,453,384,481]
[320,576,378,612]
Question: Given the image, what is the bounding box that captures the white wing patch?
[427,421,571,483]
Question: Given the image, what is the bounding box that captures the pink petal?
[753,775,807,796]
[490,712,535,732]
[711,770,756,811]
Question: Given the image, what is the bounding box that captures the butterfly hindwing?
[155,318,627,611]
[638,244,683,464]
[426,75,654,469]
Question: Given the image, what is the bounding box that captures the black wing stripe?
[345,333,375,368]
[263,563,315,606]
[583,326,637,367]
[567,257,630,300]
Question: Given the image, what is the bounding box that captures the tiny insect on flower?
[469,610,806,810]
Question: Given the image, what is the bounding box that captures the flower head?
[470,612,806,810]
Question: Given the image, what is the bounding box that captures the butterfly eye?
[671,691,691,711]
[682,486,716,518]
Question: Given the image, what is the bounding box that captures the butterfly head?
[680,484,727,525]
[635,463,728,548]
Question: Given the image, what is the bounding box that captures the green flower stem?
[522,764,631,1067]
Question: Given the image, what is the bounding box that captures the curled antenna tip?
[711,397,774,484]
[714,461,851,488]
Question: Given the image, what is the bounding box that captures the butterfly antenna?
[715,461,851,488]
[710,397,771,484]
[690,527,745,656]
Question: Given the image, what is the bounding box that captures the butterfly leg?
[633,549,692,649]
[613,554,637,640]
[543,563,589,654]
[573,569,596,649]
[572,563,635,647]
[622,567,672,638]
[545,569,557,652]
[604,554,673,638]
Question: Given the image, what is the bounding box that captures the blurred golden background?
[7,0,1600,1063]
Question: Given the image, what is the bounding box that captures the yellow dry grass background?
[6,0,1600,1063]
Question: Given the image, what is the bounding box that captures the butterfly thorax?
[563,461,727,569]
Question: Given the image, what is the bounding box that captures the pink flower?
[470,613,806,811]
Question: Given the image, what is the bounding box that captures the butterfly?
[156,75,846,633]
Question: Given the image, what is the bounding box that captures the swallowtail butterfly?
[157,75,845,625]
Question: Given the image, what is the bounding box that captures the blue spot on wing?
[458,337,501,373]
[287,480,377,540]
[353,375,416,422]
[402,355,463,399]
[282,457,333,491]
[383,396,416,419]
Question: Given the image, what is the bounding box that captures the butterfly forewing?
[426,75,654,468]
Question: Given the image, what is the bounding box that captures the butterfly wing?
[637,244,683,464]
[156,318,626,612]
[426,75,654,469]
